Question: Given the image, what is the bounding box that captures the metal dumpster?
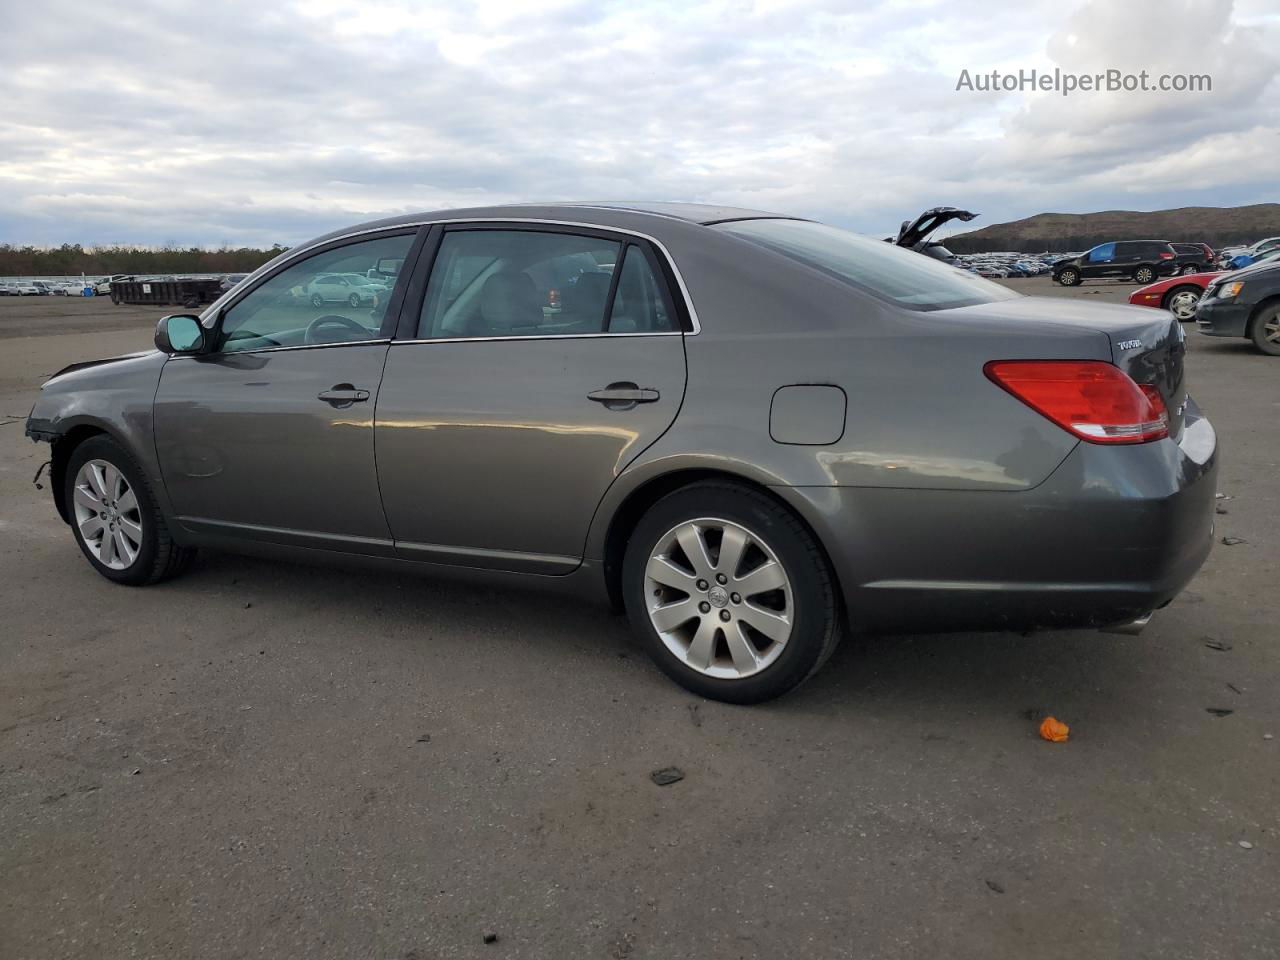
[109,277,224,308]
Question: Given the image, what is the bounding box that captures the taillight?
[984,360,1169,444]
[1158,251,1175,259]
[548,288,560,307]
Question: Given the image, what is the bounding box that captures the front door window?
[216,234,414,352]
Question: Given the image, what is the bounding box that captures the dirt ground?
[1,278,1277,960]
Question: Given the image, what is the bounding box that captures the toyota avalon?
[26,203,1218,702]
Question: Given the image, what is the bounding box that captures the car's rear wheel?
[348,293,361,307]
[622,482,840,704]
[1057,268,1080,286]
[1164,286,1202,321]
[1249,305,1280,356]
[1134,266,1156,284]
[66,436,196,585]
[1181,264,1199,276]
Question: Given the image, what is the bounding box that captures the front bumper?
[1195,298,1250,338]
[781,401,1219,634]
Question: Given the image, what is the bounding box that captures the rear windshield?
[714,219,1019,311]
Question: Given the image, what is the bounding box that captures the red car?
[1128,269,1221,321]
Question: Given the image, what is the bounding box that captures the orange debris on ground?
[1039,716,1070,742]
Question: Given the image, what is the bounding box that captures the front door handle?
[317,383,370,407]
[588,382,660,410]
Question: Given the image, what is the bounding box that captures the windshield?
[715,219,1020,311]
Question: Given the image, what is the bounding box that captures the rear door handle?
[317,384,370,406]
[588,382,660,409]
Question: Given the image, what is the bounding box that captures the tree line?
[0,243,289,277]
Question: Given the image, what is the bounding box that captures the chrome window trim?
[166,338,391,360]
[390,331,682,346]
[204,217,703,336]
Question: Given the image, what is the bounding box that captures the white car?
[302,272,387,307]
[13,281,42,295]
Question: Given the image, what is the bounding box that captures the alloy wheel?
[643,517,793,679]
[1168,290,1200,321]
[1263,315,1280,345]
[73,459,143,570]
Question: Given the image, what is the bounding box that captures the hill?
[946,204,1280,254]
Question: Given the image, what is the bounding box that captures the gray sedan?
[25,203,1218,703]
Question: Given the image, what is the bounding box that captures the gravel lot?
[2,279,1277,960]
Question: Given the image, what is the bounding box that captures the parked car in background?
[302,272,385,307]
[0,281,15,296]
[24,202,1217,703]
[31,281,57,296]
[1052,240,1179,286]
[1171,243,1215,275]
[1196,258,1280,355]
[1129,271,1220,321]
[11,281,41,296]
[218,273,249,295]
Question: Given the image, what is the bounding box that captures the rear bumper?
[1195,299,1250,338]
[780,402,1218,634]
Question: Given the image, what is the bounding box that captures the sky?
[1,0,1276,248]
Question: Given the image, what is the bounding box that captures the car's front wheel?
[1249,304,1280,356]
[1181,264,1199,275]
[1165,286,1202,321]
[623,482,840,704]
[310,293,325,307]
[66,436,196,585]
[348,293,361,307]
[1057,268,1080,286]
[1134,266,1156,284]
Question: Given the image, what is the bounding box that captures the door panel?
[375,335,686,572]
[154,344,393,551]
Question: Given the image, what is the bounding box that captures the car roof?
[304,201,798,246]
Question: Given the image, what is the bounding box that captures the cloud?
[0,0,1276,246]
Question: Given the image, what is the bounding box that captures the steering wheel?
[306,314,371,344]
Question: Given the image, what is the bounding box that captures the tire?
[1056,268,1080,286]
[1164,286,1202,322]
[310,293,325,308]
[65,435,196,586]
[1134,265,1156,284]
[1181,264,1199,276]
[622,482,841,704]
[1249,304,1280,356]
[348,293,361,307]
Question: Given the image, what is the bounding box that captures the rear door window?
[607,244,676,333]
[418,230,621,339]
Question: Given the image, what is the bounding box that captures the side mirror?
[374,256,403,278]
[155,314,206,354]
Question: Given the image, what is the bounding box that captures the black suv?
[1052,240,1179,286]
[1195,258,1280,356]
[1171,242,1215,275]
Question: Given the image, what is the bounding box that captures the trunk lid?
[893,207,979,250]
[946,296,1188,438]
